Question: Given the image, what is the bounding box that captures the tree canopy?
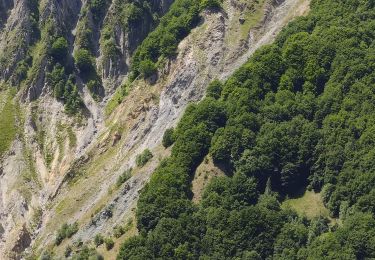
[118,0,375,259]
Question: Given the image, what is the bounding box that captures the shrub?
[15,60,29,83]
[200,0,221,9]
[113,225,125,238]
[101,28,118,59]
[48,64,66,99]
[67,223,78,237]
[89,0,107,22]
[94,234,104,247]
[72,246,103,259]
[74,49,94,74]
[76,20,94,51]
[55,222,79,245]
[87,79,102,98]
[130,0,201,79]
[116,168,132,187]
[74,238,83,248]
[105,238,114,250]
[162,128,175,148]
[64,75,84,114]
[47,66,83,114]
[138,59,157,78]
[136,149,153,167]
[50,37,69,63]
[103,206,113,219]
[64,245,72,257]
[38,251,52,260]
[206,79,222,99]
[122,3,143,24]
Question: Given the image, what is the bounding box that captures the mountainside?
[0,0,308,258]
[1,0,374,259]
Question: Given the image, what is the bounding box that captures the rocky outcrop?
[25,0,83,101]
[30,0,309,254]
[0,0,13,29]
[11,225,31,259]
[100,0,174,82]
[0,0,32,81]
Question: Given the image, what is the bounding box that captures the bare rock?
[11,225,31,258]
[112,132,122,146]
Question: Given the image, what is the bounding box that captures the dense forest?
[116,0,375,259]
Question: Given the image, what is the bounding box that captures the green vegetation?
[71,246,103,260]
[17,10,83,114]
[206,79,223,99]
[74,6,104,99]
[38,251,52,260]
[282,191,330,219]
[112,219,134,240]
[98,0,168,65]
[0,0,39,84]
[50,37,69,64]
[162,128,175,148]
[55,222,79,245]
[27,0,40,41]
[200,0,221,9]
[20,17,51,91]
[48,64,66,99]
[0,91,16,157]
[74,49,95,75]
[14,55,32,84]
[130,0,203,79]
[89,0,109,23]
[135,149,153,167]
[47,65,83,114]
[113,225,126,238]
[67,126,77,148]
[75,12,94,52]
[121,3,143,24]
[118,0,375,259]
[94,234,104,247]
[104,237,114,250]
[64,245,72,257]
[116,168,132,187]
[138,59,157,78]
[105,82,130,115]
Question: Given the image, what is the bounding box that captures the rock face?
[0,0,13,30]
[0,0,309,258]
[100,0,175,82]
[0,0,32,81]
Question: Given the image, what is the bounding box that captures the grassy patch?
[281,190,330,219]
[192,155,225,203]
[23,19,51,88]
[224,0,267,47]
[0,91,16,156]
[239,0,267,37]
[105,82,131,116]
[67,126,77,148]
[97,216,137,259]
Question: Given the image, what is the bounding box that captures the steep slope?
[0,0,13,30]
[117,0,375,258]
[0,0,308,258]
